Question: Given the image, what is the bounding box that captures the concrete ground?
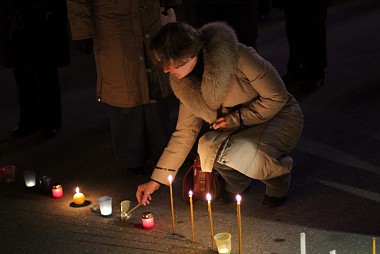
[0,0,379,253]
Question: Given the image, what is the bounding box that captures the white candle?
[329,250,336,254]
[300,232,306,254]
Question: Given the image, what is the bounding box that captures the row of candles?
[21,170,377,254]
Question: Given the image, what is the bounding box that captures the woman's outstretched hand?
[136,180,161,205]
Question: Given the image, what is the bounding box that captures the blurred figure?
[194,0,258,49]
[66,1,180,175]
[0,0,70,138]
[273,0,329,92]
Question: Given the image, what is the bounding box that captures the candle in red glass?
[142,212,154,229]
[52,184,63,199]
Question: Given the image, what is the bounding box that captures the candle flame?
[168,175,173,183]
[75,187,79,193]
[189,190,193,196]
[206,193,211,201]
[236,194,242,203]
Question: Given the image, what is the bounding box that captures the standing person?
[136,22,304,208]
[194,0,258,49]
[273,0,329,92]
[66,1,180,175]
[0,0,70,139]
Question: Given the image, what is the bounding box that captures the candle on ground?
[300,232,306,254]
[168,175,176,234]
[373,237,376,254]
[189,190,195,242]
[52,184,63,199]
[73,187,85,205]
[236,194,242,254]
[142,212,154,229]
[206,193,214,251]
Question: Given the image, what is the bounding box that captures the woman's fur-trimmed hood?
[170,22,239,123]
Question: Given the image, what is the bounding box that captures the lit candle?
[52,184,63,199]
[189,190,195,242]
[168,175,176,234]
[98,196,112,216]
[73,187,85,205]
[373,237,376,254]
[142,212,154,229]
[236,194,242,254]
[300,232,306,254]
[206,193,214,251]
[23,171,36,187]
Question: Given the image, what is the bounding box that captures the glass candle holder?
[39,176,53,193]
[23,170,36,187]
[52,184,63,199]
[214,233,232,254]
[142,212,154,229]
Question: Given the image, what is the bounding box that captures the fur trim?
[170,22,239,123]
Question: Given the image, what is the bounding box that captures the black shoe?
[11,126,40,137]
[41,128,60,139]
[217,191,235,204]
[300,78,324,92]
[282,74,301,87]
[262,194,286,208]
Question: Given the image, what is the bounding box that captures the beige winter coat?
[67,0,173,107]
[151,22,304,185]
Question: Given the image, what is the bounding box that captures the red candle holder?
[142,212,154,229]
[52,184,63,199]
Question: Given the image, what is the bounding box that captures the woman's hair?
[150,22,204,68]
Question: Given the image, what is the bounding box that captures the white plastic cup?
[98,196,112,216]
[23,171,36,187]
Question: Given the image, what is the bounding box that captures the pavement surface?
[0,0,379,253]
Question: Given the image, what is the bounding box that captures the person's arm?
[136,102,203,205]
[225,46,289,129]
[66,0,94,40]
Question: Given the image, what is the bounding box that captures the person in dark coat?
[273,0,329,92]
[0,0,70,138]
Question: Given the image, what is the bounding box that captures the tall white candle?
[300,232,306,254]
[329,250,336,254]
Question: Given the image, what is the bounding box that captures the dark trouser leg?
[261,173,291,198]
[213,162,252,194]
[110,105,145,169]
[143,103,171,165]
[13,68,41,130]
[35,67,61,132]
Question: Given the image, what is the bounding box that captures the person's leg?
[110,105,146,173]
[35,67,62,138]
[213,162,252,194]
[12,67,41,136]
[143,102,172,170]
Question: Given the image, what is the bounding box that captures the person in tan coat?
[67,0,180,175]
[136,21,304,208]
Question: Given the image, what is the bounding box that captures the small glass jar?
[142,212,154,229]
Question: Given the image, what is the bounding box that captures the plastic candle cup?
[39,176,53,193]
[52,184,63,199]
[73,187,85,205]
[98,196,112,216]
[214,233,232,254]
[142,212,154,229]
[23,170,36,187]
